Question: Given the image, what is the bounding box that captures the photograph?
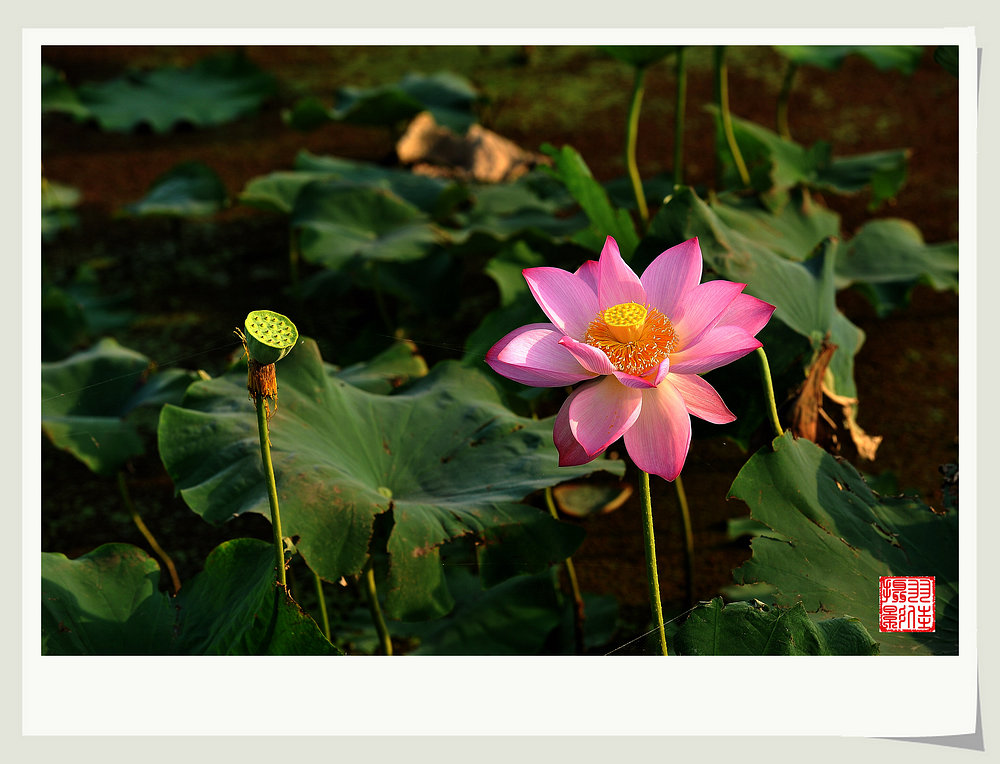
[28,31,977,739]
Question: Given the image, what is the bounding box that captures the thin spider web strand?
[603,605,699,655]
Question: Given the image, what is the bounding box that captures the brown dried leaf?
[822,384,883,461]
[789,340,836,445]
[396,111,544,183]
[788,338,881,460]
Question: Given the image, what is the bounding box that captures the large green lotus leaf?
[404,568,564,654]
[329,339,428,394]
[59,266,135,336]
[41,543,174,654]
[729,433,958,655]
[707,189,841,263]
[75,52,275,133]
[646,187,864,399]
[835,218,959,316]
[158,339,619,620]
[42,540,338,655]
[291,182,441,271]
[774,45,924,74]
[333,71,479,133]
[41,64,89,118]
[709,107,817,198]
[812,148,909,208]
[42,338,196,475]
[334,85,423,127]
[42,267,135,361]
[239,171,327,214]
[296,151,455,214]
[449,180,587,242]
[239,151,453,215]
[485,240,546,308]
[122,160,227,217]
[540,143,641,260]
[384,501,584,619]
[172,538,339,654]
[337,564,593,655]
[669,597,878,655]
[41,284,88,360]
[711,111,908,207]
[283,95,332,130]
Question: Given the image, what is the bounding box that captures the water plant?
[236,309,300,587]
[485,235,775,652]
[39,44,960,665]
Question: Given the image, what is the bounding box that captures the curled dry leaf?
[788,337,882,460]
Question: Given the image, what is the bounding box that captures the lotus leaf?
[730,433,958,655]
[42,539,339,655]
[158,339,622,620]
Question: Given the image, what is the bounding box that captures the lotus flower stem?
[776,60,798,141]
[241,310,299,588]
[625,65,650,229]
[313,569,331,641]
[363,563,393,655]
[639,470,668,656]
[714,46,751,187]
[117,470,181,594]
[673,473,695,607]
[756,346,784,440]
[673,47,687,188]
[255,392,287,588]
[545,486,586,653]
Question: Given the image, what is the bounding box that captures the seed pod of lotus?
[244,310,299,365]
[239,309,298,408]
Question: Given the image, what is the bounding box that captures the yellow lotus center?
[584,301,677,376]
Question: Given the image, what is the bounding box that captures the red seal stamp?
[879,576,935,632]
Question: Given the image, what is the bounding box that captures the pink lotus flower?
[486,236,774,480]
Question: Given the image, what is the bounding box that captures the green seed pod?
[244,310,299,365]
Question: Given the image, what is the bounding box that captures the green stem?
[756,346,784,440]
[625,65,649,229]
[545,487,586,653]
[363,563,393,655]
[255,399,287,588]
[673,47,687,188]
[714,46,751,187]
[674,473,695,608]
[117,470,181,594]
[313,569,331,641]
[639,471,668,656]
[776,61,798,141]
